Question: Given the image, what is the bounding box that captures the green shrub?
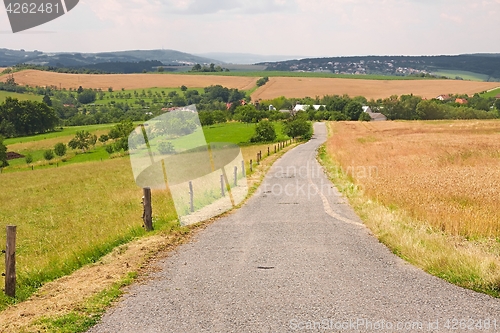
[44,150,55,161]
[283,118,312,140]
[250,120,277,143]
[25,153,33,165]
[359,112,372,122]
[54,143,67,157]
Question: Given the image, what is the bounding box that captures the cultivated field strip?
[251,76,500,100]
[0,70,258,91]
[327,120,500,238]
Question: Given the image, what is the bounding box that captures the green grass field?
[2,121,289,172]
[0,158,178,309]
[481,87,500,98]
[431,69,491,82]
[4,124,115,146]
[95,87,205,106]
[0,90,43,103]
[0,120,293,310]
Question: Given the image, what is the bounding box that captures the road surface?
[89,123,500,332]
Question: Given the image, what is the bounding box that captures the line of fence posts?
[247,139,296,176]
[177,139,295,216]
[2,225,16,298]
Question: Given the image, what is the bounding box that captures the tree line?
[3,60,166,75]
[0,97,59,138]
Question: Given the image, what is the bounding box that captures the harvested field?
[0,70,258,91]
[252,77,500,100]
[326,120,500,238]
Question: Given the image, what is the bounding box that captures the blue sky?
[0,0,499,57]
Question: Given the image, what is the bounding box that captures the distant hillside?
[258,54,500,81]
[196,52,307,65]
[0,48,222,68]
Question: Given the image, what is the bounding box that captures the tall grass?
[0,158,177,309]
[321,120,500,296]
[327,120,500,238]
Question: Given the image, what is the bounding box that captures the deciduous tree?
[68,131,96,152]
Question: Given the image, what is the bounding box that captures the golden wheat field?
[252,77,500,100]
[0,70,258,91]
[326,120,500,238]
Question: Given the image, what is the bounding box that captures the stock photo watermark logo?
[129,105,248,226]
[3,0,79,33]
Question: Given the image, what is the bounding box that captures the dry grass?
[251,77,500,100]
[327,120,500,238]
[322,120,500,295]
[1,70,258,91]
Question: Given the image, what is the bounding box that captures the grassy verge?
[0,136,300,332]
[32,272,138,333]
[318,125,500,298]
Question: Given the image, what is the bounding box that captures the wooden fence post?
[142,188,153,231]
[274,145,277,154]
[268,147,270,156]
[257,153,260,165]
[241,160,245,177]
[4,226,16,298]
[220,174,225,197]
[189,181,194,213]
[250,159,253,172]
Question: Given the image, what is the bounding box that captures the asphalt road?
[89,123,500,333]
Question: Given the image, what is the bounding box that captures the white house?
[293,104,326,112]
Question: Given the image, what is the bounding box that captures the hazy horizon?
[1,0,499,58]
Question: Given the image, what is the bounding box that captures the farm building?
[436,94,451,101]
[293,104,326,112]
[455,98,468,104]
[363,105,387,121]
